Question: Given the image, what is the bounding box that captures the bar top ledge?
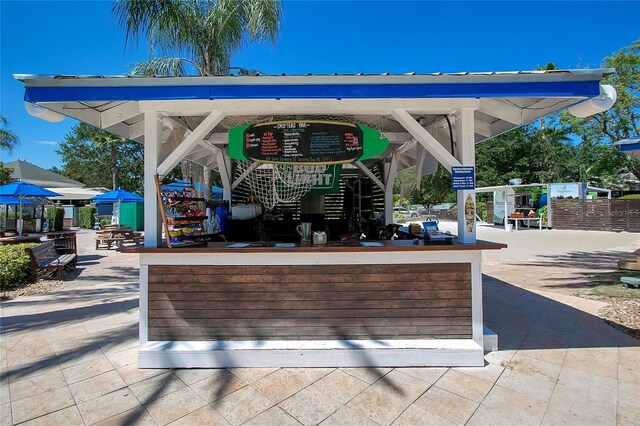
[121,240,507,253]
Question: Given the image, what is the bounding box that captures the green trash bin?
[119,202,144,231]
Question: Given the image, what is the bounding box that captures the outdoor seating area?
[95,225,143,250]
[25,240,77,280]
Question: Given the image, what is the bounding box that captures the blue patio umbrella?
[0,181,62,235]
[161,180,223,199]
[91,189,143,225]
[91,189,143,204]
[0,195,38,205]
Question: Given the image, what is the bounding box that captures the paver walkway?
[1,228,639,425]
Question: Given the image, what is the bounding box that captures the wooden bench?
[26,241,77,280]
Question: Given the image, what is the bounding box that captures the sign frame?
[451,166,476,190]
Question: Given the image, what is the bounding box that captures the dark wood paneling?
[552,199,640,232]
[148,263,473,341]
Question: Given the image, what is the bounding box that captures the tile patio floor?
[1,229,639,425]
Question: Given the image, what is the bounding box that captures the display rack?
[155,176,210,248]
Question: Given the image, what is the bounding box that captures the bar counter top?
[121,239,506,253]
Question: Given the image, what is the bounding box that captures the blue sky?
[1,0,639,169]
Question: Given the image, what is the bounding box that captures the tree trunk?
[111,143,117,190]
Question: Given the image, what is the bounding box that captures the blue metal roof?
[15,69,613,103]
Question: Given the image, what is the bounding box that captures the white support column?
[455,109,477,244]
[144,111,163,247]
[384,156,398,225]
[217,150,232,201]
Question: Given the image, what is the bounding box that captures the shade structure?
[0,195,38,205]
[0,181,61,235]
[0,181,62,198]
[91,189,143,204]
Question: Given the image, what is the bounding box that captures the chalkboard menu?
[242,121,363,164]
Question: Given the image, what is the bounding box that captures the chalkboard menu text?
[243,121,364,164]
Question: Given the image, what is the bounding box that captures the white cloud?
[35,140,58,146]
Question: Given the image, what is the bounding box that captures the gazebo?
[16,69,616,368]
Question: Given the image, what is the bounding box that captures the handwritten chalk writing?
[244,121,364,163]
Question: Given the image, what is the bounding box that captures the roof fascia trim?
[24,81,602,103]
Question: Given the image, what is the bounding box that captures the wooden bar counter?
[122,240,505,368]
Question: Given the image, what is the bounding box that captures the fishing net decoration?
[221,115,389,210]
[234,160,329,210]
[180,160,204,197]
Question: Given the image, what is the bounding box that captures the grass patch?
[583,270,640,299]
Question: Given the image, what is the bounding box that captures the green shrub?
[78,206,96,229]
[0,243,38,289]
[45,207,64,231]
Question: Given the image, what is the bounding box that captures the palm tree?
[93,132,128,190]
[112,0,283,76]
[535,62,558,132]
[0,115,20,153]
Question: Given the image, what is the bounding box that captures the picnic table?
[0,228,19,237]
[507,217,543,230]
[95,227,143,249]
[0,235,42,245]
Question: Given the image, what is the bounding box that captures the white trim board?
[138,339,485,368]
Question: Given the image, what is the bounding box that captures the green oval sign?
[229,120,388,164]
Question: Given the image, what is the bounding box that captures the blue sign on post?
[451,166,475,190]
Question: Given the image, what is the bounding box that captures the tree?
[93,132,128,190]
[56,123,145,193]
[0,163,13,185]
[475,125,583,187]
[409,165,453,212]
[560,40,640,181]
[113,0,284,76]
[0,115,19,153]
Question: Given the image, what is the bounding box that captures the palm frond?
[129,57,203,76]
[114,0,283,76]
[0,129,20,153]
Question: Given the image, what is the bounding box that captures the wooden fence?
[551,199,640,232]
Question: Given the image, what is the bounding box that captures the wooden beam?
[355,161,385,191]
[478,98,522,125]
[130,120,145,139]
[232,162,258,190]
[391,109,461,172]
[101,102,141,128]
[474,118,492,137]
[217,150,233,201]
[157,110,225,176]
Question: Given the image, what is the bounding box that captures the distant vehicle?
[432,203,455,211]
[393,206,418,218]
[409,204,428,215]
